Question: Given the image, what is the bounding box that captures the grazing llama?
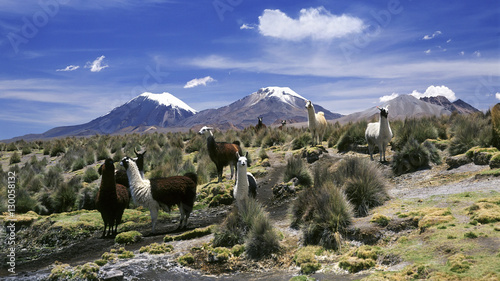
[305,100,327,146]
[365,106,393,162]
[198,126,242,182]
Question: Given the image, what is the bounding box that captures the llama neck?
[379,115,391,135]
[307,106,316,126]
[100,171,117,195]
[126,161,150,203]
[236,165,248,187]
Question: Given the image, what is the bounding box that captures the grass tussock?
[392,139,441,175]
[332,157,389,217]
[213,198,280,259]
[292,181,353,250]
[283,155,312,187]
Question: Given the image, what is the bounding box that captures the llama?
[120,157,197,231]
[278,120,287,130]
[305,100,327,146]
[255,117,267,131]
[96,158,130,238]
[115,148,146,188]
[365,106,393,162]
[198,126,242,182]
[233,152,258,205]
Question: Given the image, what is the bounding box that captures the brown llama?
[96,158,130,238]
[198,126,242,182]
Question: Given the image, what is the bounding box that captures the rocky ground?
[3,147,500,280]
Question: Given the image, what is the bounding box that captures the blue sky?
[0,0,499,140]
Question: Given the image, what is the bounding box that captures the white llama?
[365,106,393,162]
[305,100,327,146]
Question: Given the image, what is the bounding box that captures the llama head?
[305,100,313,110]
[281,120,286,126]
[236,151,249,168]
[134,147,146,158]
[258,117,263,123]
[98,158,115,176]
[198,126,213,136]
[377,106,389,118]
[120,156,136,170]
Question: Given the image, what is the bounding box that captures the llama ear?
[245,151,248,158]
[236,151,240,158]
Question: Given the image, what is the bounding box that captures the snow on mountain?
[139,92,197,114]
[179,86,341,129]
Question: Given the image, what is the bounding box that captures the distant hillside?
[420,96,479,114]
[5,92,197,142]
[337,95,452,124]
[178,87,342,129]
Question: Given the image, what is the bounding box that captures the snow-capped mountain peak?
[249,86,307,108]
[140,92,198,114]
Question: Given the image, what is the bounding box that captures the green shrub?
[50,141,66,157]
[259,148,269,160]
[244,204,280,259]
[448,112,492,156]
[492,104,500,150]
[83,167,99,183]
[139,243,174,254]
[392,139,441,175]
[331,157,389,217]
[72,157,86,171]
[283,155,312,187]
[292,132,312,150]
[392,117,439,150]
[22,146,32,155]
[490,153,500,169]
[336,121,367,152]
[115,231,143,244]
[9,151,21,164]
[213,199,280,259]
[178,253,195,266]
[293,181,353,250]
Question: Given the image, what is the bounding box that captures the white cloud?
[424,49,431,54]
[410,85,457,101]
[459,51,465,56]
[379,93,399,102]
[240,24,255,30]
[56,65,80,72]
[422,30,442,40]
[85,55,109,72]
[446,39,452,43]
[473,50,481,57]
[258,7,364,41]
[496,93,500,100]
[184,76,216,88]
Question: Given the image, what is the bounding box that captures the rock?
[473,152,493,165]
[101,270,124,281]
[446,154,471,169]
[301,146,328,163]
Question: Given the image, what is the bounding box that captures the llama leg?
[379,142,383,162]
[177,203,185,230]
[150,207,158,233]
[368,144,374,161]
[230,163,235,180]
[216,164,223,182]
[102,222,107,238]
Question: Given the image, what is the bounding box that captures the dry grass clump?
[213,199,280,260]
[466,197,500,224]
[332,156,389,217]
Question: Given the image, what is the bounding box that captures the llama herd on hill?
[95,100,393,238]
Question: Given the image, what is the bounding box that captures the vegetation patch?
[447,253,472,273]
[139,242,174,254]
[466,197,500,224]
[294,246,322,274]
[164,225,214,242]
[178,253,195,266]
[115,230,143,244]
[47,261,100,281]
[370,213,391,227]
